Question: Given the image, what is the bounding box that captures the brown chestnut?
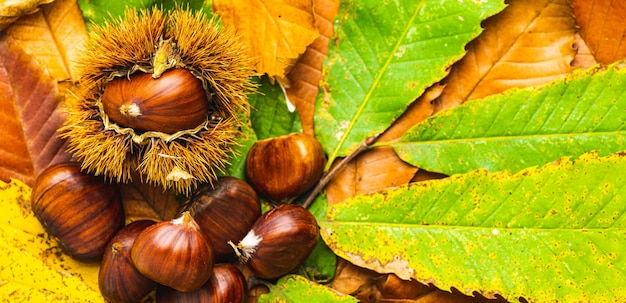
[131,211,214,292]
[102,68,208,134]
[186,177,261,261]
[245,133,326,203]
[156,263,247,303]
[230,204,319,279]
[31,162,125,262]
[99,220,157,303]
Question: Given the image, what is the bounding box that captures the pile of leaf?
[1,0,626,302]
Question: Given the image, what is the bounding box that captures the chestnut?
[186,177,261,261]
[245,133,326,203]
[102,68,209,134]
[99,220,158,303]
[156,263,247,303]
[131,211,214,292]
[31,162,125,262]
[231,204,319,279]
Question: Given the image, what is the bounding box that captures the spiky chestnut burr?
[60,8,254,194]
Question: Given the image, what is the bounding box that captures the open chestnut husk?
[156,263,247,303]
[131,211,214,292]
[31,162,125,262]
[60,8,255,194]
[99,220,157,303]
[230,204,319,279]
[245,133,326,203]
[186,177,261,261]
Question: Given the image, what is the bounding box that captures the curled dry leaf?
[571,32,598,68]
[571,0,626,65]
[0,0,53,30]
[433,0,577,112]
[283,0,340,135]
[213,0,319,79]
[3,0,87,81]
[330,258,383,297]
[0,37,71,187]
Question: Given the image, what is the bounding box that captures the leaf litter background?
[1,0,626,302]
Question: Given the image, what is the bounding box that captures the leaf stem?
[302,133,380,209]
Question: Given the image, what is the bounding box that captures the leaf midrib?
[327,0,426,168]
[387,129,626,146]
[322,221,626,232]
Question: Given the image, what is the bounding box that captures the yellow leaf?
[213,0,319,78]
[0,179,101,302]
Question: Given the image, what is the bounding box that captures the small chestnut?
[231,204,319,279]
[99,220,157,303]
[102,68,209,134]
[186,177,261,261]
[131,211,214,292]
[245,133,326,203]
[156,263,247,303]
[31,162,125,262]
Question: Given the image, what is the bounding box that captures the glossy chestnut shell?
[245,133,326,203]
[102,68,208,134]
[99,220,157,303]
[186,177,261,261]
[31,162,125,262]
[233,204,319,279]
[131,211,214,292]
[156,263,247,303]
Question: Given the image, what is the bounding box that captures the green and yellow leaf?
[321,152,626,302]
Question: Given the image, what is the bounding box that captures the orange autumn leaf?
[213,0,319,79]
[3,0,87,82]
[283,0,339,135]
[325,147,417,205]
[571,0,626,64]
[434,0,577,112]
[0,37,71,187]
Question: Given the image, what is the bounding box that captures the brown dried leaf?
[213,0,319,78]
[283,0,339,135]
[0,37,71,187]
[330,258,383,297]
[3,0,87,81]
[433,0,577,112]
[325,147,417,205]
[572,0,626,64]
[119,180,180,223]
[0,0,53,30]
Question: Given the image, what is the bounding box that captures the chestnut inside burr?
[101,68,209,134]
